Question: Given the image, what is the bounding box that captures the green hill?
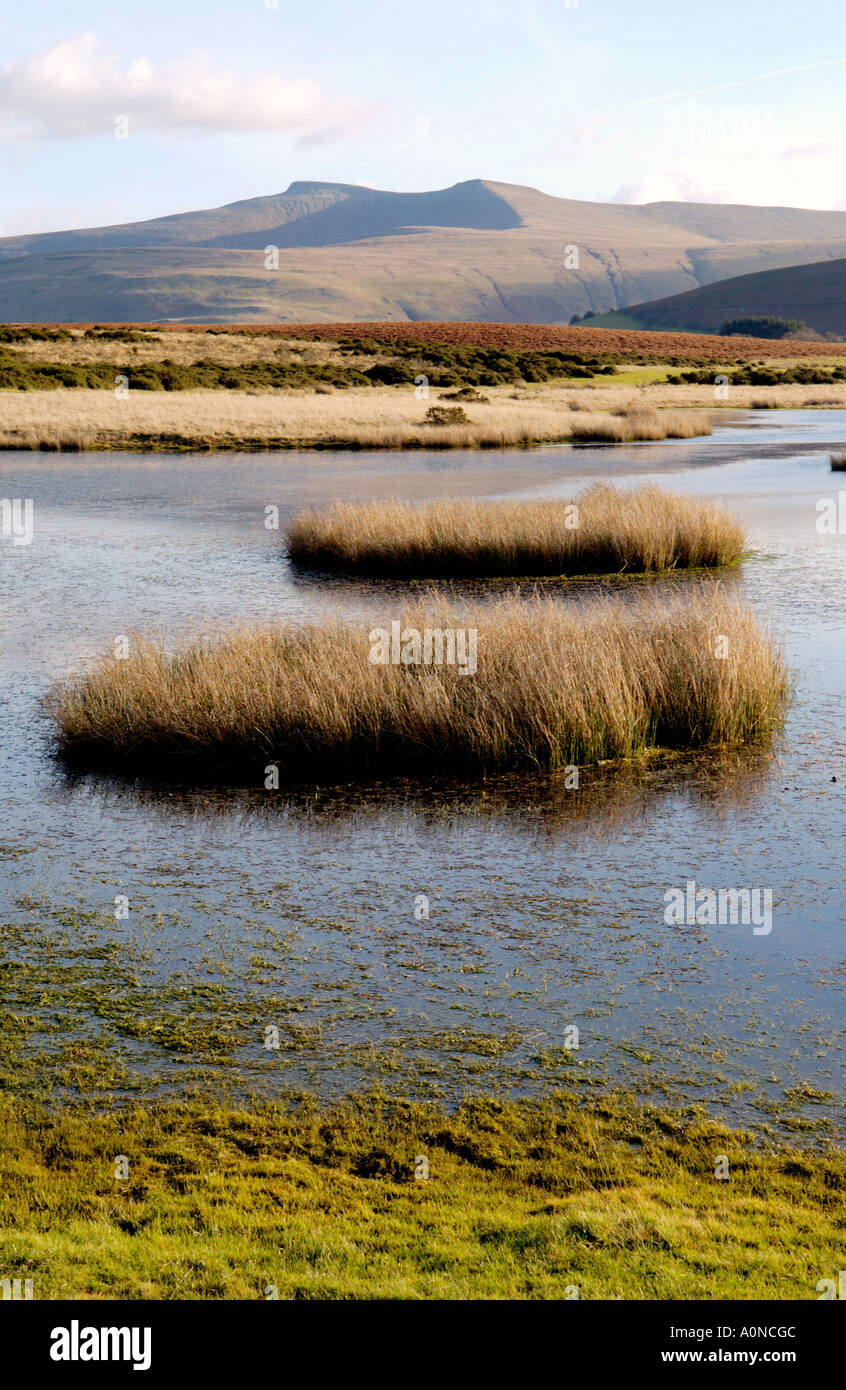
[596,256,846,337]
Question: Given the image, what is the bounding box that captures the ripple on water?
[0,413,844,1138]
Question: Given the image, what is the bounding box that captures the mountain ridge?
[4,179,846,323]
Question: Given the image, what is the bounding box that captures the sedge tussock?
[286,484,745,578]
[49,591,788,779]
[567,405,711,443]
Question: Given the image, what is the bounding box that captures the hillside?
[5,179,846,324]
[590,257,846,337]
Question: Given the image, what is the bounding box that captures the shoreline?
[1,322,845,454]
[0,393,841,456]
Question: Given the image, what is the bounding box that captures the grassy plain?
[1,325,845,451]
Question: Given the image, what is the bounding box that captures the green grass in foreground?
[0,1093,842,1300]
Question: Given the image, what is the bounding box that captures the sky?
[2,0,846,235]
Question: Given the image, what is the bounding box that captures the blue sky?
[2,0,846,233]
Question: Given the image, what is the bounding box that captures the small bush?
[0,326,72,343]
[439,388,490,403]
[670,363,846,387]
[363,362,416,385]
[83,327,160,342]
[425,405,470,426]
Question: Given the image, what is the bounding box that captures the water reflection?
[57,743,777,831]
[285,561,737,606]
[1,416,844,1135]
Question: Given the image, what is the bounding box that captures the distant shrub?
[425,405,470,426]
[439,388,489,402]
[340,337,618,385]
[721,317,809,340]
[363,362,416,385]
[831,451,846,471]
[0,326,72,343]
[0,331,620,395]
[0,357,377,393]
[669,363,846,387]
[83,328,159,342]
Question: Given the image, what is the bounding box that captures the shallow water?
[0,410,844,1137]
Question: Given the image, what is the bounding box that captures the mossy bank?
[1,1091,843,1300]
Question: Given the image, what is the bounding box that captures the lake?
[1,409,844,1139]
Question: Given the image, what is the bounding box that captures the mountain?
[5,179,846,324]
[589,256,846,337]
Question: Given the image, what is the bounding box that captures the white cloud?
[610,140,846,211]
[0,33,377,141]
[611,173,707,205]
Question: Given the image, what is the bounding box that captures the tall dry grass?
[286,485,745,577]
[568,405,712,442]
[5,379,846,454]
[0,386,715,453]
[49,591,788,778]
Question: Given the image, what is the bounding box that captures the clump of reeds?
[568,405,712,442]
[830,450,846,471]
[285,484,745,578]
[49,591,788,779]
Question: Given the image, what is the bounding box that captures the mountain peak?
[283,180,365,195]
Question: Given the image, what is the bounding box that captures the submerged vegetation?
[0,318,836,1306]
[286,485,744,578]
[49,590,788,778]
[1,1091,842,1299]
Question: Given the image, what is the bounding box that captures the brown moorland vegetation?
[11,321,846,361]
[2,323,841,453]
[49,591,788,779]
[286,485,743,578]
[270,321,846,362]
